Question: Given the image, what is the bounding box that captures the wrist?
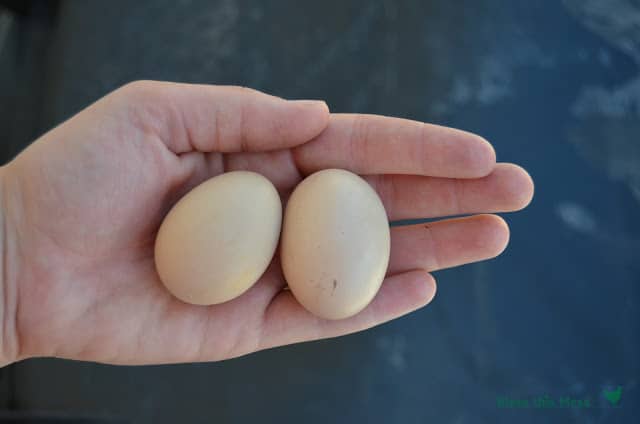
[0,164,20,366]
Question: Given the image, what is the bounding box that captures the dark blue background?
[1,0,638,422]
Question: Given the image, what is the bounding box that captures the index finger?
[292,114,496,178]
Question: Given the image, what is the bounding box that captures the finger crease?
[422,223,441,271]
[451,178,464,215]
[238,102,249,152]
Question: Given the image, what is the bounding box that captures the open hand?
[0,81,533,365]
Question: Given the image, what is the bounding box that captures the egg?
[154,171,281,305]
[281,169,390,320]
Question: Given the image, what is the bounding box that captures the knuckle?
[231,85,260,96]
[218,85,261,99]
[112,81,169,138]
[115,80,159,102]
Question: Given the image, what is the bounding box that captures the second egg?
[281,169,391,320]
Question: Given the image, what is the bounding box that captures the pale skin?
[0,81,534,366]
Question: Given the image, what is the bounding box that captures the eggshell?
[281,169,390,320]
[154,171,281,305]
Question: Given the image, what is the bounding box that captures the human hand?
[0,81,533,365]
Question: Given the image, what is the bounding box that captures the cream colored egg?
[281,169,390,320]
[154,171,281,305]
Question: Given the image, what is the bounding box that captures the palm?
[3,82,533,365]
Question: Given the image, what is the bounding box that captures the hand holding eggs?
[154,169,390,320]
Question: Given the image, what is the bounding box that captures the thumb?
[109,81,329,153]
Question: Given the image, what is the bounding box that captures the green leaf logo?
[603,386,622,406]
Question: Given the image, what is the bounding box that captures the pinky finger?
[258,270,436,351]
